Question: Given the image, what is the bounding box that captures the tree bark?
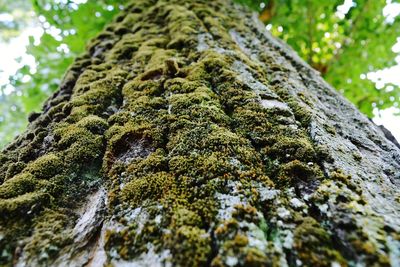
[1,0,399,266]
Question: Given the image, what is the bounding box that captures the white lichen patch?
[277,207,291,220]
[214,180,275,264]
[260,99,290,111]
[214,180,246,219]
[111,244,172,267]
[226,256,239,266]
[272,232,290,267]
[124,207,149,234]
[317,203,330,216]
[281,230,294,249]
[196,32,213,52]
[229,157,244,170]
[289,198,304,209]
[250,180,279,202]
[104,206,149,236]
[387,235,400,267]
[154,214,162,225]
[215,192,243,221]
[244,222,269,251]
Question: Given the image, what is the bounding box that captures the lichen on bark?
[0,0,399,266]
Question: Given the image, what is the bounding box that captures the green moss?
[352,151,362,161]
[64,138,103,164]
[243,248,270,267]
[330,170,359,191]
[287,99,312,127]
[171,207,203,227]
[53,116,107,166]
[147,50,177,72]
[123,80,160,100]
[168,226,211,266]
[194,53,232,78]
[125,148,169,176]
[347,229,391,266]
[276,160,322,186]
[297,91,314,107]
[0,192,51,218]
[293,217,346,267]
[0,173,36,199]
[261,136,316,162]
[212,218,269,267]
[164,58,180,76]
[127,96,167,114]
[55,124,94,148]
[168,86,231,125]
[215,219,240,237]
[107,111,134,126]
[122,172,174,206]
[73,69,106,91]
[23,153,63,180]
[75,115,108,134]
[169,153,239,180]
[232,107,272,144]
[104,206,165,259]
[107,33,139,61]
[164,5,201,49]
[323,123,337,135]
[167,125,258,162]
[70,75,125,120]
[164,78,200,94]
[232,203,258,222]
[129,36,170,68]
[24,209,74,263]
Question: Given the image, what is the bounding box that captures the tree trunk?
[1,0,399,266]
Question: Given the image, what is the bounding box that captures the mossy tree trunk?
[1,0,400,266]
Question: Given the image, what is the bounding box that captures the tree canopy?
[252,0,400,117]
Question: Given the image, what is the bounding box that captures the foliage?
[0,0,33,41]
[17,0,122,118]
[237,0,400,117]
[0,0,123,148]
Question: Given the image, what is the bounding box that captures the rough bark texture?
[1,0,399,266]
